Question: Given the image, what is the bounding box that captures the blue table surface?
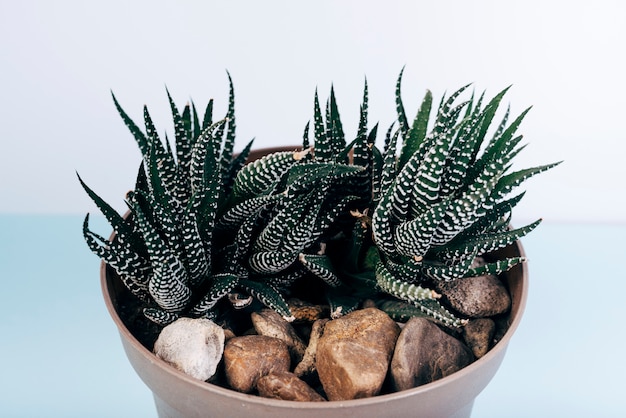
[1,215,624,417]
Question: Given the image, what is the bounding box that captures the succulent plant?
[80,71,558,329]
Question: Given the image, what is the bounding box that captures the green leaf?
[398,89,432,170]
[376,262,437,302]
[248,251,296,274]
[240,279,294,321]
[111,91,150,157]
[299,253,341,287]
[191,273,239,315]
[143,308,179,326]
[464,257,526,278]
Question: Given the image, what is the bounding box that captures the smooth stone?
[257,371,326,402]
[316,307,400,401]
[463,318,496,358]
[436,274,511,317]
[391,317,474,391]
[294,318,328,378]
[251,309,307,364]
[223,335,290,393]
[153,317,225,382]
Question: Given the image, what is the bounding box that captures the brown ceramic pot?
[101,146,529,418]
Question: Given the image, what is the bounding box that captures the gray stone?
[153,317,225,382]
[251,309,307,364]
[316,307,400,401]
[463,318,496,358]
[436,274,511,317]
[223,335,291,393]
[257,371,326,402]
[391,317,474,391]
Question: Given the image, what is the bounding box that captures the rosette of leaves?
[368,70,561,326]
[213,84,378,320]
[79,75,261,326]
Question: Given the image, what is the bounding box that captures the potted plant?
[80,70,558,417]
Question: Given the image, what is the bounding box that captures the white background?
[1,0,624,222]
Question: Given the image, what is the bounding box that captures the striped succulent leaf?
[378,299,465,328]
[299,253,342,287]
[189,119,226,195]
[398,90,433,171]
[384,257,423,284]
[352,80,371,168]
[371,187,398,259]
[314,195,359,236]
[248,251,296,274]
[464,257,526,278]
[233,212,263,262]
[82,215,151,301]
[395,68,410,139]
[77,173,145,254]
[438,219,542,261]
[239,279,294,321]
[393,198,449,258]
[179,212,209,287]
[223,139,254,194]
[420,250,477,282]
[232,150,308,199]
[111,92,150,158]
[220,72,237,182]
[166,89,192,177]
[430,163,502,246]
[454,193,525,240]
[398,298,466,328]
[253,188,316,253]
[491,162,562,202]
[191,273,239,316]
[325,86,346,162]
[378,124,399,198]
[375,262,438,302]
[128,192,191,312]
[143,308,179,326]
[265,268,309,289]
[217,194,282,231]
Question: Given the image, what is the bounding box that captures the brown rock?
[257,371,326,402]
[463,318,496,358]
[251,309,307,364]
[316,307,400,401]
[391,317,474,391]
[223,335,290,393]
[288,298,330,322]
[436,274,511,317]
[294,318,328,377]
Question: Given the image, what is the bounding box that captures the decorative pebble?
[251,309,307,364]
[463,318,496,358]
[294,318,328,378]
[436,274,511,317]
[223,335,290,393]
[391,317,474,391]
[257,371,326,402]
[153,317,225,382]
[316,307,400,401]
